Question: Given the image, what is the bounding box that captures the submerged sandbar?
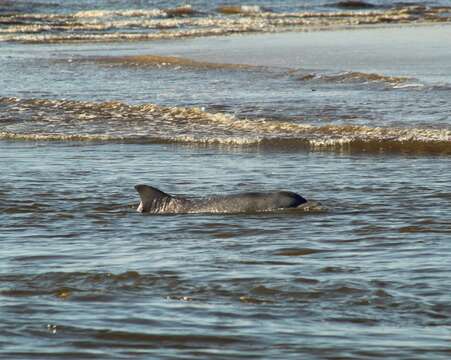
[85,24,451,84]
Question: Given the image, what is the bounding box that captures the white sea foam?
[0,97,450,154]
[1,5,449,43]
[73,9,165,18]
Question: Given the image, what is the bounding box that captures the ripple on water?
[273,247,325,256]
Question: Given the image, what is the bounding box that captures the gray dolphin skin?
[135,184,308,214]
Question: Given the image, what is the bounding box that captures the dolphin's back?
[135,185,307,213]
[265,191,307,209]
[194,191,307,213]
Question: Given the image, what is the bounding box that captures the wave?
[328,1,378,9]
[1,269,430,318]
[72,5,196,19]
[296,70,412,86]
[1,5,450,43]
[92,54,257,70]
[91,54,421,88]
[0,270,179,299]
[1,97,450,154]
[217,5,266,15]
[92,54,416,88]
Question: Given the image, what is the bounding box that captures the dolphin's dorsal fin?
[135,184,173,212]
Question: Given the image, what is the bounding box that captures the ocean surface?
[1,0,451,359]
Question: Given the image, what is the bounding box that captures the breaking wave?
[1,97,450,154]
[92,54,257,71]
[0,4,450,43]
[296,70,413,86]
[90,54,425,90]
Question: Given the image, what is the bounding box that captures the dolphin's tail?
[135,184,173,213]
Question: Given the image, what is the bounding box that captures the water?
[2,26,450,151]
[1,0,450,43]
[2,142,451,359]
[1,1,451,358]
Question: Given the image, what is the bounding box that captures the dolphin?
[135,184,308,214]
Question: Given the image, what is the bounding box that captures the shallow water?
[1,141,451,359]
[1,26,451,153]
[1,0,450,44]
[1,2,451,358]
